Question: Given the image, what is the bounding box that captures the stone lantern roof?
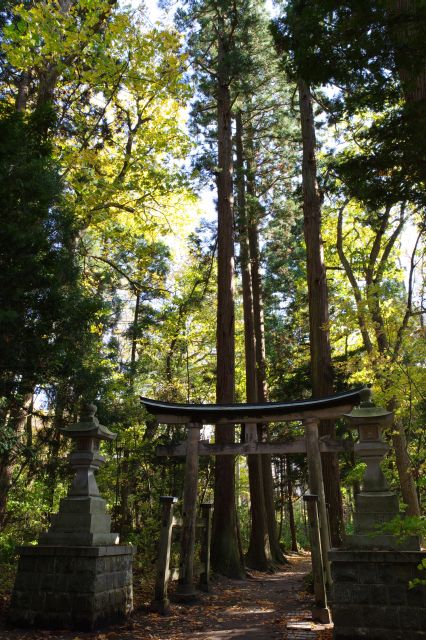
[61,402,116,440]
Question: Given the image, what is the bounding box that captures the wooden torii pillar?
[141,387,366,620]
[177,421,201,598]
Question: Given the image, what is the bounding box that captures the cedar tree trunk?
[235,112,272,570]
[298,78,343,547]
[211,40,244,578]
[246,137,286,563]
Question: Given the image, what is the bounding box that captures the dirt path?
[0,554,333,640]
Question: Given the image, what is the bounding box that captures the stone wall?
[329,550,426,640]
[9,545,134,630]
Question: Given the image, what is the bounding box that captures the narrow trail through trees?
[0,555,332,640]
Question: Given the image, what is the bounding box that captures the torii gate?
[141,387,367,622]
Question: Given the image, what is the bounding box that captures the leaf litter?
[0,555,332,639]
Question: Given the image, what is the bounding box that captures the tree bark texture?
[246,133,285,564]
[298,78,343,547]
[235,112,257,406]
[235,112,272,570]
[211,39,243,578]
[389,403,420,516]
[119,449,132,540]
[286,456,298,553]
[388,0,426,104]
[246,139,268,406]
[130,291,140,381]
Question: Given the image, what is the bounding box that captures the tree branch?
[336,202,374,353]
[87,253,171,296]
[374,202,406,284]
[392,226,424,361]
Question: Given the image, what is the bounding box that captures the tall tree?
[237,108,291,564]
[0,107,100,525]
[235,110,272,570]
[176,0,256,577]
[332,197,423,516]
[297,78,343,545]
[276,0,424,516]
[276,0,426,208]
[213,5,241,577]
[0,0,194,533]
[177,0,288,575]
[273,15,344,544]
[231,7,299,562]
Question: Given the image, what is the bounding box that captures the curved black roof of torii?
[140,387,368,424]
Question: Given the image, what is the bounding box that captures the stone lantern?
[343,388,418,550]
[328,389,424,640]
[10,403,134,629]
[40,402,119,546]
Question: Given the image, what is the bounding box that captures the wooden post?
[325,502,332,544]
[151,496,178,614]
[303,495,331,624]
[304,418,332,586]
[199,502,213,592]
[176,422,201,600]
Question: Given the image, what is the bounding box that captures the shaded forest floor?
[0,553,333,640]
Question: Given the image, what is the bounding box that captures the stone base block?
[355,492,399,513]
[346,491,421,550]
[9,544,135,630]
[329,550,426,640]
[345,533,420,551]
[38,531,120,546]
[39,497,119,546]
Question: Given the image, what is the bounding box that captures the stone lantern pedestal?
[9,404,135,630]
[328,389,425,640]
